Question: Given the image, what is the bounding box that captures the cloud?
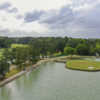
[0,2,18,13]
[7,0,71,14]
[0,2,11,10]
[0,29,49,37]
[39,6,74,29]
[24,10,45,22]
[0,0,100,38]
[16,14,23,19]
[7,7,18,13]
[34,0,100,38]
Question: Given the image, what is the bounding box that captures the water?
[0,62,100,100]
[84,57,100,61]
[95,58,100,61]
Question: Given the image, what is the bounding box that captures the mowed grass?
[67,60,100,71]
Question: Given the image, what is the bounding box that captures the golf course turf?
[67,59,100,71]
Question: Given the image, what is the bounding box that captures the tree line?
[0,36,100,80]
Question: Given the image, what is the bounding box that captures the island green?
[67,59,100,71]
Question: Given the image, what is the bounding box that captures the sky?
[0,0,100,38]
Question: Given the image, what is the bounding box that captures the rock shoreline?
[0,71,26,87]
[0,59,51,87]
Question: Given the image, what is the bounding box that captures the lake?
[0,62,100,100]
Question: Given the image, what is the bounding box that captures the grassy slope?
[67,59,100,71]
[5,69,20,79]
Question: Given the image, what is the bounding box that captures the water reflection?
[84,57,100,61]
[0,87,11,100]
[0,62,100,100]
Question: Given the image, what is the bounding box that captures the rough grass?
[0,49,4,60]
[11,44,29,48]
[5,69,20,79]
[67,59,100,71]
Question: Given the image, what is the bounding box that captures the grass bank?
[0,58,51,87]
[67,59,100,71]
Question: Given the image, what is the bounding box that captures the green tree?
[11,44,30,70]
[95,43,100,55]
[64,46,75,57]
[76,44,90,55]
[0,49,10,80]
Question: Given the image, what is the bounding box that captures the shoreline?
[0,58,52,87]
[1,56,98,87]
[66,66,100,72]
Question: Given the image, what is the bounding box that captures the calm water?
[0,62,100,100]
[84,57,100,61]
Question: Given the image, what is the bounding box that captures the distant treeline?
[0,37,100,56]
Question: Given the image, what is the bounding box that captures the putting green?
[67,60,100,71]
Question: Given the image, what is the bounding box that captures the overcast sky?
[0,0,100,38]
